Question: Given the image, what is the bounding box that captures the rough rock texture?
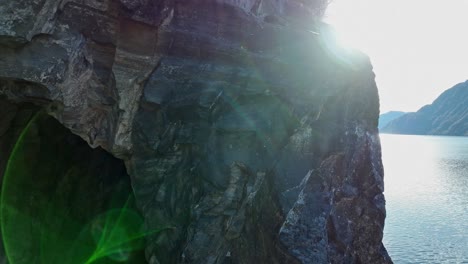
[0,1,392,263]
[382,80,468,136]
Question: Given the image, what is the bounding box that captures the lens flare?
[0,112,166,264]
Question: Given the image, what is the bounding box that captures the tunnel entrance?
[0,100,146,264]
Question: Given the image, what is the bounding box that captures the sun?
[324,0,468,113]
[324,0,388,52]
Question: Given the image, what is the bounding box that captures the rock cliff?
[382,81,468,136]
[0,1,391,263]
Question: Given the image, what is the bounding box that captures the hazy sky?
[325,0,468,113]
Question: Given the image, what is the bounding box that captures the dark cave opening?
[0,100,146,264]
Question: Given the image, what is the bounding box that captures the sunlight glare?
[325,0,468,113]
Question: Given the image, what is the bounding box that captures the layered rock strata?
[0,1,391,263]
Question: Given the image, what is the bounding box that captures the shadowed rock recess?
[0,1,392,263]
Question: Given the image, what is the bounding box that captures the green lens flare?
[0,112,163,264]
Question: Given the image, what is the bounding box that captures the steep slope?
[0,1,391,263]
[382,81,468,136]
[378,111,406,129]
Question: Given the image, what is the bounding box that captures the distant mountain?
[381,81,468,136]
[378,111,406,129]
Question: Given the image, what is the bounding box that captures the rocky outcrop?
[382,81,468,136]
[0,1,391,263]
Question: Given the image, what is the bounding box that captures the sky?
[324,0,468,113]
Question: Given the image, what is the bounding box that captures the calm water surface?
[381,134,468,264]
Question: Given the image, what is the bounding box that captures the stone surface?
[381,80,468,136]
[0,1,392,263]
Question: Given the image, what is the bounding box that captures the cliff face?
[0,1,391,263]
[382,81,468,136]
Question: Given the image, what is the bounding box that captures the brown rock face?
[0,1,392,263]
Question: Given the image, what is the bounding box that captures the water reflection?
[381,134,468,264]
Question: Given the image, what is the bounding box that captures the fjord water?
[381,134,468,263]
